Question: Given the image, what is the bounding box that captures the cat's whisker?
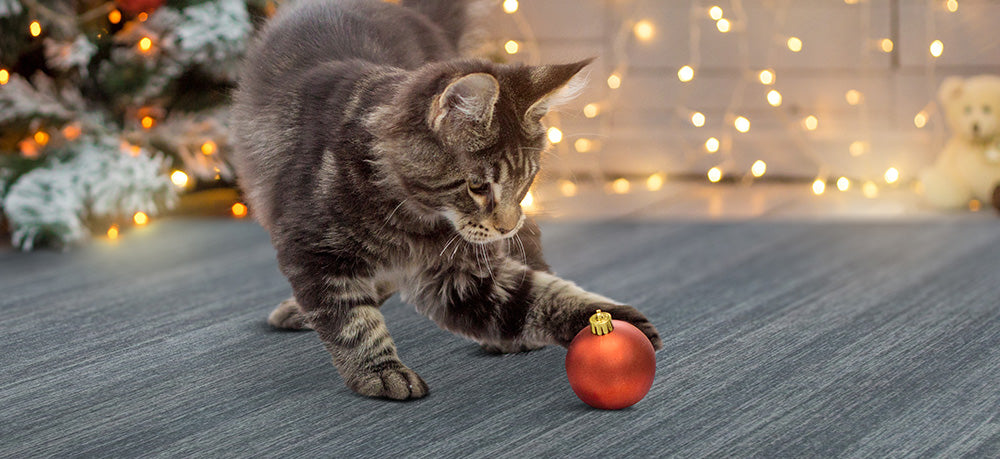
[439,233,461,257]
[379,198,409,231]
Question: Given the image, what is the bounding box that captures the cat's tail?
[400,0,484,52]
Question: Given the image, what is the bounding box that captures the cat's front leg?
[279,250,428,400]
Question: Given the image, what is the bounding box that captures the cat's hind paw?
[348,364,429,400]
[267,298,312,330]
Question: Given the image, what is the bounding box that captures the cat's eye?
[468,179,489,195]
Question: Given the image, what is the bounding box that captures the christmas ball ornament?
[565,310,656,410]
[115,0,165,15]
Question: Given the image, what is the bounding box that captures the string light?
[946,0,958,13]
[109,9,122,24]
[767,89,782,106]
[691,112,705,127]
[138,37,153,53]
[837,177,850,191]
[611,178,631,194]
[633,20,655,42]
[707,167,722,183]
[845,89,863,105]
[849,141,867,156]
[751,160,766,177]
[969,199,981,212]
[107,224,119,240]
[583,103,599,118]
[862,181,878,198]
[546,127,563,144]
[914,111,928,128]
[716,18,731,33]
[880,38,894,53]
[677,65,694,82]
[646,173,665,191]
[62,123,82,140]
[812,179,826,195]
[803,115,819,131]
[787,37,802,52]
[33,131,49,146]
[708,6,723,20]
[201,141,217,155]
[574,138,592,153]
[607,73,621,89]
[558,180,577,197]
[170,170,189,188]
[0,69,8,85]
[734,116,750,133]
[137,12,148,22]
[504,40,519,54]
[141,116,155,129]
[232,202,248,218]
[929,40,943,57]
[133,211,149,225]
[884,167,899,184]
[502,0,518,14]
[758,70,774,85]
[29,21,41,37]
[705,137,720,153]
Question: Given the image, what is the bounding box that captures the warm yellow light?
[607,73,621,89]
[502,0,518,14]
[504,40,519,54]
[716,18,731,33]
[546,127,563,144]
[880,38,894,53]
[141,116,154,129]
[946,0,958,13]
[133,211,149,226]
[734,116,750,133]
[914,111,928,128]
[62,123,82,140]
[803,115,818,131]
[930,40,943,57]
[137,12,148,22]
[583,103,599,118]
[751,160,766,178]
[884,167,899,184]
[705,137,720,153]
[138,37,153,53]
[677,65,694,82]
[845,89,863,105]
[862,181,878,198]
[691,112,705,127]
[0,69,8,85]
[109,9,122,24]
[969,199,981,212]
[171,170,189,188]
[707,167,722,183]
[611,178,631,194]
[849,141,867,156]
[837,177,850,191]
[107,225,119,240]
[812,179,826,195]
[558,180,577,197]
[633,20,655,41]
[33,131,49,146]
[646,173,665,191]
[521,190,534,207]
[787,37,802,52]
[758,70,774,85]
[767,89,782,107]
[232,202,248,218]
[845,0,859,4]
[29,21,41,37]
[201,141,217,155]
[574,138,592,153]
[708,6,723,20]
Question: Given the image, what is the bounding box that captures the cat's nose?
[973,123,980,134]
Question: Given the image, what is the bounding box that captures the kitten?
[232,0,661,400]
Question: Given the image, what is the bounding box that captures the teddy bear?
[919,75,1000,210]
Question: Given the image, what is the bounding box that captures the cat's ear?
[430,73,500,135]
[523,58,593,124]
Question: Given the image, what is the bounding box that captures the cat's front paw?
[346,364,429,400]
[587,303,663,350]
[480,341,545,355]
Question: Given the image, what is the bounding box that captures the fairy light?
[133,211,149,225]
[849,141,867,156]
[141,116,154,129]
[914,112,928,128]
[946,0,958,13]
[930,40,943,57]
[574,138,592,153]
[803,115,818,131]
[611,178,631,194]
[880,38,894,53]
[677,65,694,82]
[758,70,774,85]
[502,0,518,14]
[62,123,82,140]
[137,12,148,22]
[0,69,8,85]
[232,202,248,218]
[504,40,519,54]
[767,89,782,107]
[734,116,750,133]
[607,73,621,89]
[707,167,722,183]
[751,160,766,178]
[558,180,577,197]
[546,127,563,144]
[845,0,859,4]
[19,139,39,158]
[201,141,217,155]
[708,6,723,20]
[691,112,705,127]
[787,37,802,52]
[862,181,878,198]
[646,173,665,191]
[884,167,899,184]
[845,90,863,105]
[33,131,49,146]
[633,20,655,42]
[705,137,720,153]
[29,21,41,37]
[109,9,122,24]
[716,18,731,33]
[969,199,981,211]
[583,103,599,118]
[138,37,153,53]
[837,177,850,191]
[812,179,826,195]
[107,225,119,240]
[170,170,189,188]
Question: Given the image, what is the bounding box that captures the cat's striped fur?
[232,0,661,400]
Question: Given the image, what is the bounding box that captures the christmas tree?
[0,0,270,250]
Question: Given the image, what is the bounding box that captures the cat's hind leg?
[268,297,313,330]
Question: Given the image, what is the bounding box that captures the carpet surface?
[2,218,1000,457]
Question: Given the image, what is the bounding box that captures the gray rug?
[2,217,1000,457]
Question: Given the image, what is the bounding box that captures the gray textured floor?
[3,218,1000,457]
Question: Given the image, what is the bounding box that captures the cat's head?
[371,58,591,244]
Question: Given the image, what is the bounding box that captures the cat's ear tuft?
[430,72,500,134]
[524,58,594,124]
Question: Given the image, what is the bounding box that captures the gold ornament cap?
[589,309,614,335]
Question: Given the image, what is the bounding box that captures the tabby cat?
[232,0,661,400]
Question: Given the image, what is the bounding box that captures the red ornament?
[565,310,656,410]
[115,0,165,15]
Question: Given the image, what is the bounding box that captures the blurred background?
[1,0,999,250]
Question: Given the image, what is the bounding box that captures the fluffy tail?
[400,0,471,50]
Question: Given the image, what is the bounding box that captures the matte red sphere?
[565,319,656,410]
[115,0,166,15]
